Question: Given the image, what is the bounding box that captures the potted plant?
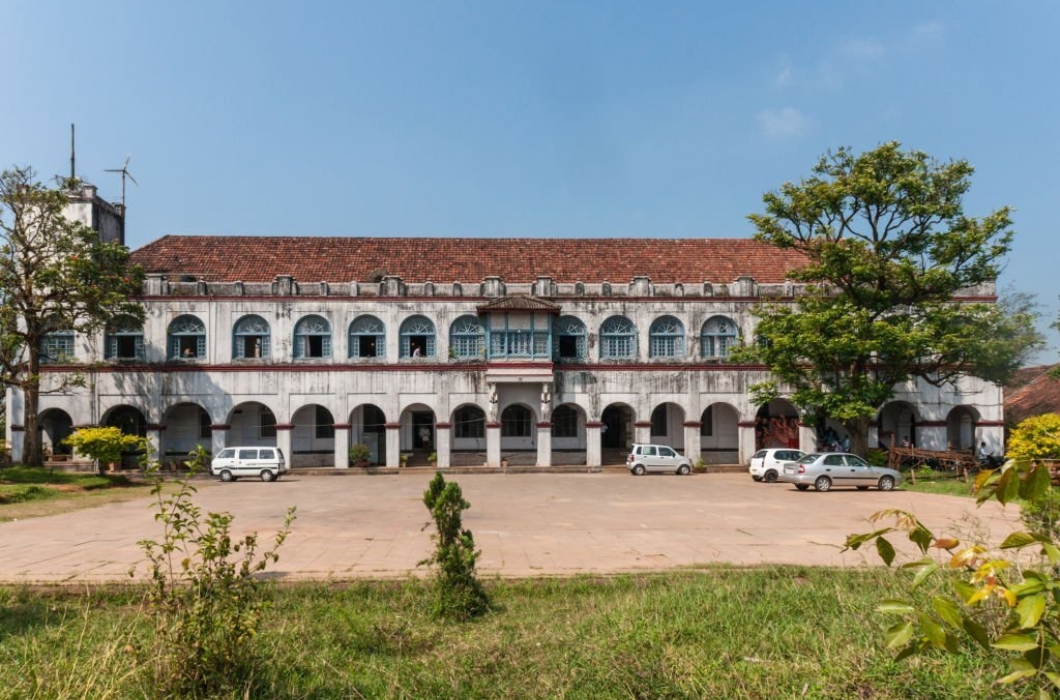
[428,451,438,467]
[349,443,371,468]
[400,453,409,468]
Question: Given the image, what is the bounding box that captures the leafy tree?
[741,142,1042,455]
[0,166,144,466]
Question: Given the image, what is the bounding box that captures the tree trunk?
[843,416,872,458]
[19,352,43,466]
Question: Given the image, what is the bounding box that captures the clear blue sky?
[3,1,1058,360]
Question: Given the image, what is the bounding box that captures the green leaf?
[878,599,915,615]
[919,613,947,650]
[993,633,1039,652]
[963,617,990,649]
[911,561,940,589]
[932,596,963,628]
[952,579,976,603]
[1044,671,1060,690]
[1001,531,1038,550]
[997,663,1037,685]
[876,536,896,566]
[885,621,914,650]
[1017,595,1048,630]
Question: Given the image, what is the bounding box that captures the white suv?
[211,446,287,482]
[749,448,806,483]
[627,443,694,476]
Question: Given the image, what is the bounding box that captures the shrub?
[1007,414,1060,461]
[420,472,490,620]
[134,445,296,697]
[349,443,371,466]
[63,426,144,472]
[865,448,888,466]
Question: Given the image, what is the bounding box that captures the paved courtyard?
[0,472,1022,584]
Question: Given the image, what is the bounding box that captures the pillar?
[683,422,701,464]
[334,423,351,468]
[276,424,293,467]
[8,425,24,464]
[145,424,163,468]
[486,422,501,467]
[586,422,602,467]
[385,423,401,467]
[738,421,757,466]
[634,421,652,446]
[536,422,552,467]
[210,424,229,458]
[798,422,817,453]
[435,422,451,468]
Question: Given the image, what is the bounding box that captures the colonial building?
[7,228,1006,469]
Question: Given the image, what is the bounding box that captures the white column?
[586,423,602,467]
[436,424,451,468]
[738,421,757,466]
[683,423,701,464]
[634,422,652,445]
[386,424,401,468]
[210,425,228,458]
[276,425,293,468]
[486,423,502,468]
[798,423,817,453]
[9,426,24,465]
[145,426,163,468]
[334,424,350,468]
[536,423,552,467]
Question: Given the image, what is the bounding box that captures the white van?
[210,447,287,482]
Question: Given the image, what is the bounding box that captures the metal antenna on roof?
[70,124,76,181]
[105,155,138,209]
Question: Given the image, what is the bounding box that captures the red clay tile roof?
[1005,364,1060,426]
[130,236,808,284]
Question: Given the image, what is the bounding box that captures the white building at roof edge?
[5,219,1005,469]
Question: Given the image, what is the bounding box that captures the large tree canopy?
[0,166,144,465]
[740,142,1042,455]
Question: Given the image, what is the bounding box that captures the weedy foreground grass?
[0,568,1019,699]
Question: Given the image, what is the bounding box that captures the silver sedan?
[780,452,902,492]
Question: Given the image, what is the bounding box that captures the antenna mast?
[70,124,75,181]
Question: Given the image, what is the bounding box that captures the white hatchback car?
[749,448,806,483]
[627,443,694,475]
[210,446,287,482]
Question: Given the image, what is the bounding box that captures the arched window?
[701,316,738,358]
[649,315,685,358]
[554,315,587,360]
[168,315,206,359]
[294,315,332,358]
[233,314,270,359]
[400,315,435,358]
[105,316,144,360]
[40,329,75,364]
[454,405,485,438]
[501,405,532,437]
[449,315,484,359]
[349,315,385,358]
[551,405,578,438]
[600,315,636,360]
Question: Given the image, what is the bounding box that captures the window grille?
[649,315,685,358]
[349,315,385,358]
[551,405,578,438]
[294,315,332,358]
[701,316,738,358]
[233,314,271,358]
[454,405,485,438]
[40,330,75,363]
[400,315,436,357]
[501,405,532,437]
[554,315,587,360]
[449,315,483,358]
[168,315,206,359]
[600,316,636,359]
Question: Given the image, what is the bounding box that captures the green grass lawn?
[0,465,151,520]
[0,569,1022,699]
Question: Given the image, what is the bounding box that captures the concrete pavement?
[0,472,1022,584]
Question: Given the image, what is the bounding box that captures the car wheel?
[219,470,234,483]
[878,475,895,491]
[795,484,810,491]
[856,486,869,490]
[814,476,832,492]
[752,475,763,482]
[260,470,276,483]
[632,464,646,476]
[764,470,778,483]
[677,464,690,476]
